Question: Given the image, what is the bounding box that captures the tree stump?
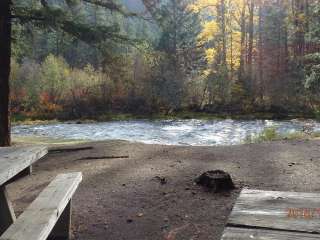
[195,170,235,193]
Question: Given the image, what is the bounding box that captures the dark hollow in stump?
[195,170,235,193]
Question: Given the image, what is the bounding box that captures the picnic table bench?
[221,188,320,240]
[0,146,82,240]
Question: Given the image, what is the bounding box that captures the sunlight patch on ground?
[12,135,89,146]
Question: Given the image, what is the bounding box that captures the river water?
[12,119,320,146]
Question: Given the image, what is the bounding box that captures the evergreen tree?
[151,0,205,110]
[0,0,135,146]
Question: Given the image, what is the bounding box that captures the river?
[12,119,320,146]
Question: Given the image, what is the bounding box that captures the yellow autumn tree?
[190,0,246,76]
[189,0,257,105]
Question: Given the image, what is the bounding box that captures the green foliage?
[10,58,42,113]
[40,54,69,99]
[151,0,206,111]
[245,127,281,143]
[10,55,104,117]
[313,109,320,120]
[11,0,154,67]
[304,53,320,110]
[10,46,160,118]
[305,64,320,94]
[257,127,279,141]
[245,127,320,144]
[207,65,230,104]
[9,0,320,119]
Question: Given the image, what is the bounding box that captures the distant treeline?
[10,0,320,120]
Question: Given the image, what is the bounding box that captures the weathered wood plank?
[0,146,48,186]
[228,189,320,233]
[221,227,320,240]
[48,201,71,239]
[0,172,82,240]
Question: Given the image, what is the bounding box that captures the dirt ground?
[6,139,320,240]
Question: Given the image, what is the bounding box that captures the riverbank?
[11,110,317,126]
[6,139,320,240]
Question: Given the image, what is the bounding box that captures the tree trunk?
[247,0,254,88]
[257,1,264,102]
[305,0,309,34]
[220,0,227,65]
[293,0,305,59]
[238,1,246,84]
[230,30,233,80]
[0,0,11,146]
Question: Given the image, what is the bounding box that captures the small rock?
[126,219,133,223]
[154,176,167,185]
[137,213,144,217]
[161,224,169,230]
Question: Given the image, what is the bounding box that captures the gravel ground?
[6,139,320,240]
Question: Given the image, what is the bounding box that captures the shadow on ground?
[6,139,320,240]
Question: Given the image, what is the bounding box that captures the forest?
[2,1,320,238]
[6,0,320,120]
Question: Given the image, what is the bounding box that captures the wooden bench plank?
[0,146,48,186]
[221,227,320,240]
[228,189,320,234]
[0,172,82,240]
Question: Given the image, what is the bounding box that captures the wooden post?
[0,185,16,235]
[0,0,12,146]
[6,166,33,185]
[18,165,32,177]
[48,201,72,240]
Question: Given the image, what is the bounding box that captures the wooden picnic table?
[221,188,320,239]
[0,146,48,235]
